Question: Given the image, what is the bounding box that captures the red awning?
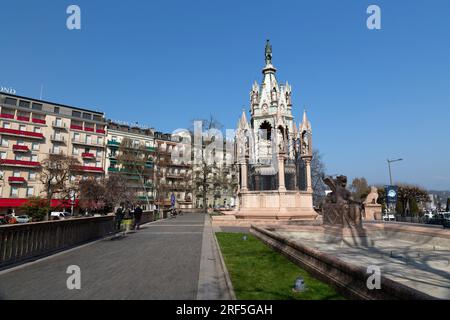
[0,198,79,208]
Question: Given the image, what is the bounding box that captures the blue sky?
[1,0,449,190]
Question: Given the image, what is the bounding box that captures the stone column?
[304,158,313,192]
[241,162,248,192]
[278,154,286,192]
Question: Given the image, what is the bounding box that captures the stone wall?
[0,216,115,269]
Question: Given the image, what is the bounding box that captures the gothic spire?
[300,109,312,132]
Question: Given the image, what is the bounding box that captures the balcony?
[0,113,15,119]
[32,118,46,125]
[16,116,30,122]
[49,148,65,155]
[8,177,26,184]
[73,166,104,173]
[50,135,66,143]
[82,153,96,159]
[84,127,95,133]
[72,138,104,147]
[107,140,120,147]
[0,159,41,168]
[0,128,44,140]
[12,145,30,153]
[70,124,83,131]
[96,129,106,134]
[52,121,67,129]
[166,174,184,179]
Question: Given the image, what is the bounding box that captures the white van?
[50,212,67,220]
[383,214,396,221]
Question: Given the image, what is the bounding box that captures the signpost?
[385,185,398,213]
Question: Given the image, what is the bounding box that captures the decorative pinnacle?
[265,39,272,65]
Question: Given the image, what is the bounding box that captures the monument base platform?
[233,190,318,221]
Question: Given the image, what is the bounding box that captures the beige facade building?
[105,120,156,211]
[154,132,193,209]
[0,93,106,214]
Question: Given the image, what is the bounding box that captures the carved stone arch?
[259,121,272,141]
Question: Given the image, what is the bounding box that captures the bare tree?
[79,178,106,214]
[117,137,153,208]
[350,177,369,201]
[311,150,327,207]
[103,174,137,209]
[153,144,170,210]
[190,116,234,211]
[38,154,81,220]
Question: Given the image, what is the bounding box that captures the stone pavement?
[0,213,230,300]
[274,229,450,299]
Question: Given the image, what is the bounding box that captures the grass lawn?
[216,232,344,300]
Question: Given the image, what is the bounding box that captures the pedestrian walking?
[134,205,143,230]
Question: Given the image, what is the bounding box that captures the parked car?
[16,215,31,224]
[50,212,67,220]
[383,214,395,221]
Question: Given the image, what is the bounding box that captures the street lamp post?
[387,158,403,186]
[386,158,403,214]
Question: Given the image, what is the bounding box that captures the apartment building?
[154,132,193,209]
[105,120,155,211]
[0,93,106,214]
[192,139,238,209]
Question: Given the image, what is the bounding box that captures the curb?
[212,226,237,300]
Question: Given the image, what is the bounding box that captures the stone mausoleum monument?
[233,40,318,221]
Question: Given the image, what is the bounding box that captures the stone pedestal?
[234,190,318,221]
[364,204,382,220]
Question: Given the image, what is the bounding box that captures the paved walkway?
[0,213,230,300]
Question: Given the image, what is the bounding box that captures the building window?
[32,103,43,110]
[112,136,118,142]
[54,107,60,114]
[19,100,30,108]
[96,150,103,157]
[93,115,102,122]
[3,122,11,129]
[31,154,38,162]
[15,154,23,161]
[82,113,92,120]
[53,145,60,154]
[19,125,26,131]
[29,172,36,181]
[73,147,79,155]
[96,161,101,168]
[26,187,34,197]
[10,187,19,197]
[13,171,20,178]
[98,136,104,145]
[72,111,81,118]
[5,97,17,106]
[1,138,8,147]
[73,132,80,141]
[32,142,39,151]
[86,135,92,144]
[55,118,63,126]
[34,127,41,133]
[0,152,6,159]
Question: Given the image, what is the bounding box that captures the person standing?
[134,205,143,230]
[115,205,125,231]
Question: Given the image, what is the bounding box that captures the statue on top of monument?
[265,39,273,65]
